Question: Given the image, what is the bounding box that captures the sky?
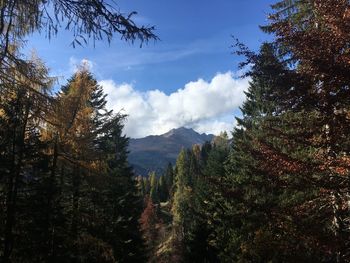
[27,0,275,138]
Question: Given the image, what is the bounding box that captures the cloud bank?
[99,72,249,138]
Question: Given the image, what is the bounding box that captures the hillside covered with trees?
[1,0,350,262]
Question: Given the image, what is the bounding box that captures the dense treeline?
[138,164,174,204]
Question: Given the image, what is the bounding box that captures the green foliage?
[172,149,191,229]
[149,172,159,204]
[158,175,167,202]
[169,142,228,262]
[164,163,174,197]
[0,69,147,262]
[222,43,320,262]
[187,142,229,263]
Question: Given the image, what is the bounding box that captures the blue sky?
[27,0,275,138]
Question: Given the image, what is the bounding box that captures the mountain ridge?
[128,127,214,176]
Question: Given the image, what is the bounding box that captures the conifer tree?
[158,175,168,202]
[149,172,159,204]
[262,1,350,260]
[171,147,208,261]
[223,1,350,258]
[171,149,191,260]
[0,54,54,262]
[97,113,146,263]
[164,163,174,198]
[223,43,304,262]
[181,134,230,262]
[1,67,148,262]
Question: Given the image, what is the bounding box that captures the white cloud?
[69,57,95,73]
[99,72,249,138]
[193,118,238,137]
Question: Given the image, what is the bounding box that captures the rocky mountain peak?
[128,127,214,176]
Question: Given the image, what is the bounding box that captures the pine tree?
[149,172,159,204]
[223,43,307,262]
[81,71,146,262]
[158,175,168,202]
[181,139,229,263]
[171,147,212,261]
[164,163,174,199]
[16,68,147,262]
[171,149,191,260]
[261,1,350,260]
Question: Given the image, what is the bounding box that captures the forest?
[0,0,350,262]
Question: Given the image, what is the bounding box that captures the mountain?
[128,127,214,176]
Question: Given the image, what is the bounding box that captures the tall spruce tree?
[97,113,146,263]
[223,43,308,262]
[149,172,159,204]
[164,163,174,198]
[186,137,229,263]
[171,149,192,261]
[262,1,350,261]
[158,175,168,202]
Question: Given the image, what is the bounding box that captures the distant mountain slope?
[128,127,214,176]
